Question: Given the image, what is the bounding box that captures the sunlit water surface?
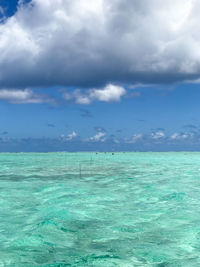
[1,152,200,266]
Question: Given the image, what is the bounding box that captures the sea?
[0,152,200,266]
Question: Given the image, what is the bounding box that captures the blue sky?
[0,0,200,151]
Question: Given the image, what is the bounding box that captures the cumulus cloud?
[170,132,195,140]
[124,131,168,144]
[151,131,165,140]
[0,89,53,104]
[88,84,126,102]
[67,131,78,140]
[125,133,144,143]
[1,0,200,88]
[63,84,126,104]
[87,132,106,142]
[60,131,78,141]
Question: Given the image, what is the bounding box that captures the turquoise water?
[1,152,200,266]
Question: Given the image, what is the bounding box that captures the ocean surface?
[1,152,200,266]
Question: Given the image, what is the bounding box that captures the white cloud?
[66,131,78,141]
[63,90,91,104]
[0,88,53,104]
[60,131,78,141]
[87,132,106,142]
[151,131,165,140]
[170,133,180,140]
[89,84,126,102]
[125,133,143,143]
[1,0,200,88]
[63,84,126,104]
[170,132,194,140]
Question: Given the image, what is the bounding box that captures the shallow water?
[1,152,200,266]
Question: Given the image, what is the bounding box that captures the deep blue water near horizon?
[1,152,200,266]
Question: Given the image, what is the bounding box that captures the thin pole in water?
[79,163,82,178]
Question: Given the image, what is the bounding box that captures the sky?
[0,0,200,151]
